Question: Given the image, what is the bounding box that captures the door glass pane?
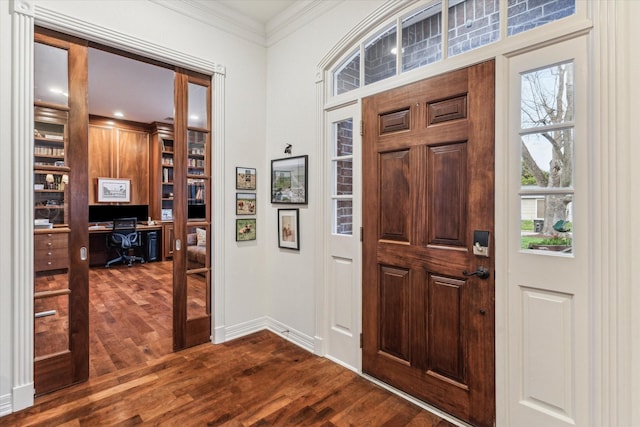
[334,160,353,195]
[365,25,397,85]
[188,83,207,128]
[34,293,69,358]
[187,130,207,220]
[508,0,575,36]
[448,0,500,57]
[335,199,353,235]
[335,119,353,157]
[402,3,442,72]
[186,224,208,270]
[187,271,210,320]
[520,194,572,253]
[334,50,360,96]
[34,43,69,107]
[521,62,574,128]
[521,129,573,188]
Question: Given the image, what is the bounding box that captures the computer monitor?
[89,205,149,224]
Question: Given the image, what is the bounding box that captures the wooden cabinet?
[88,118,150,205]
[34,230,69,272]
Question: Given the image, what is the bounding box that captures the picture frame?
[236,167,256,190]
[97,177,131,203]
[278,208,300,250]
[236,193,257,215]
[271,155,308,204]
[236,218,257,241]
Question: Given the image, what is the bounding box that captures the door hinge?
[360,226,363,242]
[360,120,364,136]
[360,333,363,348]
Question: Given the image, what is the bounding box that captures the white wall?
[264,1,383,341]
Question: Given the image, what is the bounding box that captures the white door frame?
[8,0,226,411]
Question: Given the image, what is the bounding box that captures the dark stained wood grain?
[2,331,456,426]
[362,61,495,427]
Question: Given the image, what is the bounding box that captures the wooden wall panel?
[88,125,113,205]
[379,265,410,362]
[117,128,149,205]
[379,150,410,242]
[427,143,467,247]
[427,274,467,385]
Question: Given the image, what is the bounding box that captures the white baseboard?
[222,316,315,354]
[0,393,12,416]
[11,382,34,412]
[213,324,225,344]
[264,317,314,353]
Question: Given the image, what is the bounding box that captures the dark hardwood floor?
[89,261,175,377]
[3,331,455,426]
[2,262,456,426]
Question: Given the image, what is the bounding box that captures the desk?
[88,223,163,267]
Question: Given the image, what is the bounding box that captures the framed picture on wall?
[278,208,299,250]
[236,218,256,241]
[271,155,308,204]
[236,167,256,190]
[236,193,257,215]
[97,177,130,203]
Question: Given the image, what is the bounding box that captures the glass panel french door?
[172,70,212,350]
[33,29,89,396]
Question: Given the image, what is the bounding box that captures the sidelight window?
[332,118,354,235]
[519,62,574,254]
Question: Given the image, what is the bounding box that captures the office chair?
[105,217,145,267]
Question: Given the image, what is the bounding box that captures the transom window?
[332,0,576,96]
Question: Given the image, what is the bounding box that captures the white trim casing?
[10,0,35,412]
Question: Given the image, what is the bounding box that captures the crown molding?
[266,0,341,47]
[151,0,334,48]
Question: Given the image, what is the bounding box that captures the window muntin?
[447,0,500,58]
[402,3,442,72]
[364,25,397,86]
[519,62,575,253]
[508,0,576,36]
[332,118,353,235]
[334,50,361,96]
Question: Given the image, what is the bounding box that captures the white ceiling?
[42,0,298,125]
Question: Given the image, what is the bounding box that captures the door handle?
[463,267,490,279]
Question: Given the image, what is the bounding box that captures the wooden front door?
[362,61,495,427]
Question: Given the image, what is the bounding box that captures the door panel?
[362,61,495,427]
[34,29,89,396]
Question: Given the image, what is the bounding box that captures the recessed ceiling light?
[113,111,124,118]
[49,87,68,97]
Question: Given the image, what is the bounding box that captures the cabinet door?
[117,128,149,205]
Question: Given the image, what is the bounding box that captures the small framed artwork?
[236,193,257,215]
[278,208,300,250]
[97,177,131,203]
[271,155,308,204]
[236,218,256,241]
[236,167,256,190]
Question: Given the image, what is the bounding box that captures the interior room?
[1,1,639,426]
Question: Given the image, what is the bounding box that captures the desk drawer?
[35,248,68,271]
[34,233,68,251]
